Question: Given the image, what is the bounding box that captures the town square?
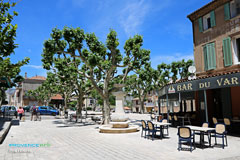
[1,0,240,160]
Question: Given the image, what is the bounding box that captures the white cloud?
[119,0,150,36]
[119,0,171,36]
[23,65,43,69]
[151,53,194,68]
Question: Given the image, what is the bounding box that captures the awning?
[159,71,240,96]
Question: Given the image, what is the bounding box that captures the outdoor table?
[152,121,171,139]
[186,125,215,148]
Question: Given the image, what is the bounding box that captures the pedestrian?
[31,105,38,121]
[17,106,24,120]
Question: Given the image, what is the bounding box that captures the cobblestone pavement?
[0,114,240,160]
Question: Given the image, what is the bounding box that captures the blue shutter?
[224,3,231,20]
[223,37,233,66]
[198,17,203,32]
[210,11,216,27]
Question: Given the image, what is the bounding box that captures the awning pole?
[166,93,169,122]
[203,90,208,122]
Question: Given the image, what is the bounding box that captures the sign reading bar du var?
[167,72,240,94]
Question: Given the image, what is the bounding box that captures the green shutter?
[210,11,216,27]
[198,17,203,32]
[224,3,231,20]
[211,43,216,69]
[205,43,216,70]
[223,37,233,66]
[203,45,208,70]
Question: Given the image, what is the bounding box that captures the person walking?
[17,106,24,120]
[31,105,38,121]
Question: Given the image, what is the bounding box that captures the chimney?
[25,72,27,79]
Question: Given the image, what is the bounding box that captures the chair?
[147,121,160,141]
[174,115,179,126]
[212,117,218,126]
[150,114,156,121]
[184,114,191,125]
[177,127,195,152]
[162,119,169,136]
[224,118,231,132]
[141,120,148,138]
[211,123,228,149]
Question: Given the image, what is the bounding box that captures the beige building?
[9,73,46,107]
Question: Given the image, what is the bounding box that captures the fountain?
[99,84,139,133]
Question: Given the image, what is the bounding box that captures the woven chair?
[211,123,228,149]
[141,120,148,138]
[177,127,195,152]
[147,121,160,141]
[212,117,218,126]
[224,118,231,132]
[174,115,180,126]
[150,114,156,121]
[162,119,169,136]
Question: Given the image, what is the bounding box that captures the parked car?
[38,106,59,116]
[1,105,17,117]
[23,106,31,112]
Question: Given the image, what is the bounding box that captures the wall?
[193,3,240,75]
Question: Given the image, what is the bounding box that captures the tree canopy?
[42,27,150,124]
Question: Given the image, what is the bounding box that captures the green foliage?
[42,27,150,124]
[0,1,30,105]
[0,1,18,58]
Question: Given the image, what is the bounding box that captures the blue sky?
[10,0,211,78]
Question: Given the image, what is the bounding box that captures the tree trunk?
[63,92,68,115]
[76,94,83,122]
[102,97,110,124]
[140,100,145,114]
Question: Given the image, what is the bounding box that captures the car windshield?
[49,107,54,110]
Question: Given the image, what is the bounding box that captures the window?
[225,0,240,20]
[203,42,216,70]
[198,11,216,32]
[232,37,240,64]
[203,13,211,30]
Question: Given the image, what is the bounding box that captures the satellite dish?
[188,66,196,73]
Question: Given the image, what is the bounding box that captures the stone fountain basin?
[99,125,139,134]
[110,121,129,128]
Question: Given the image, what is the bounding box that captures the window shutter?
[203,45,208,70]
[211,43,216,69]
[207,44,213,69]
[223,37,233,66]
[224,3,231,20]
[198,17,203,32]
[210,11,216,27]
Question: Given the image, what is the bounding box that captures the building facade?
[9,74,46,107]
[187,0,240,121]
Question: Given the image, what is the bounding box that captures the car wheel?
[52,113,56,116]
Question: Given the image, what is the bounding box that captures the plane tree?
[42,27,150,124]
[0,1,29,105]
